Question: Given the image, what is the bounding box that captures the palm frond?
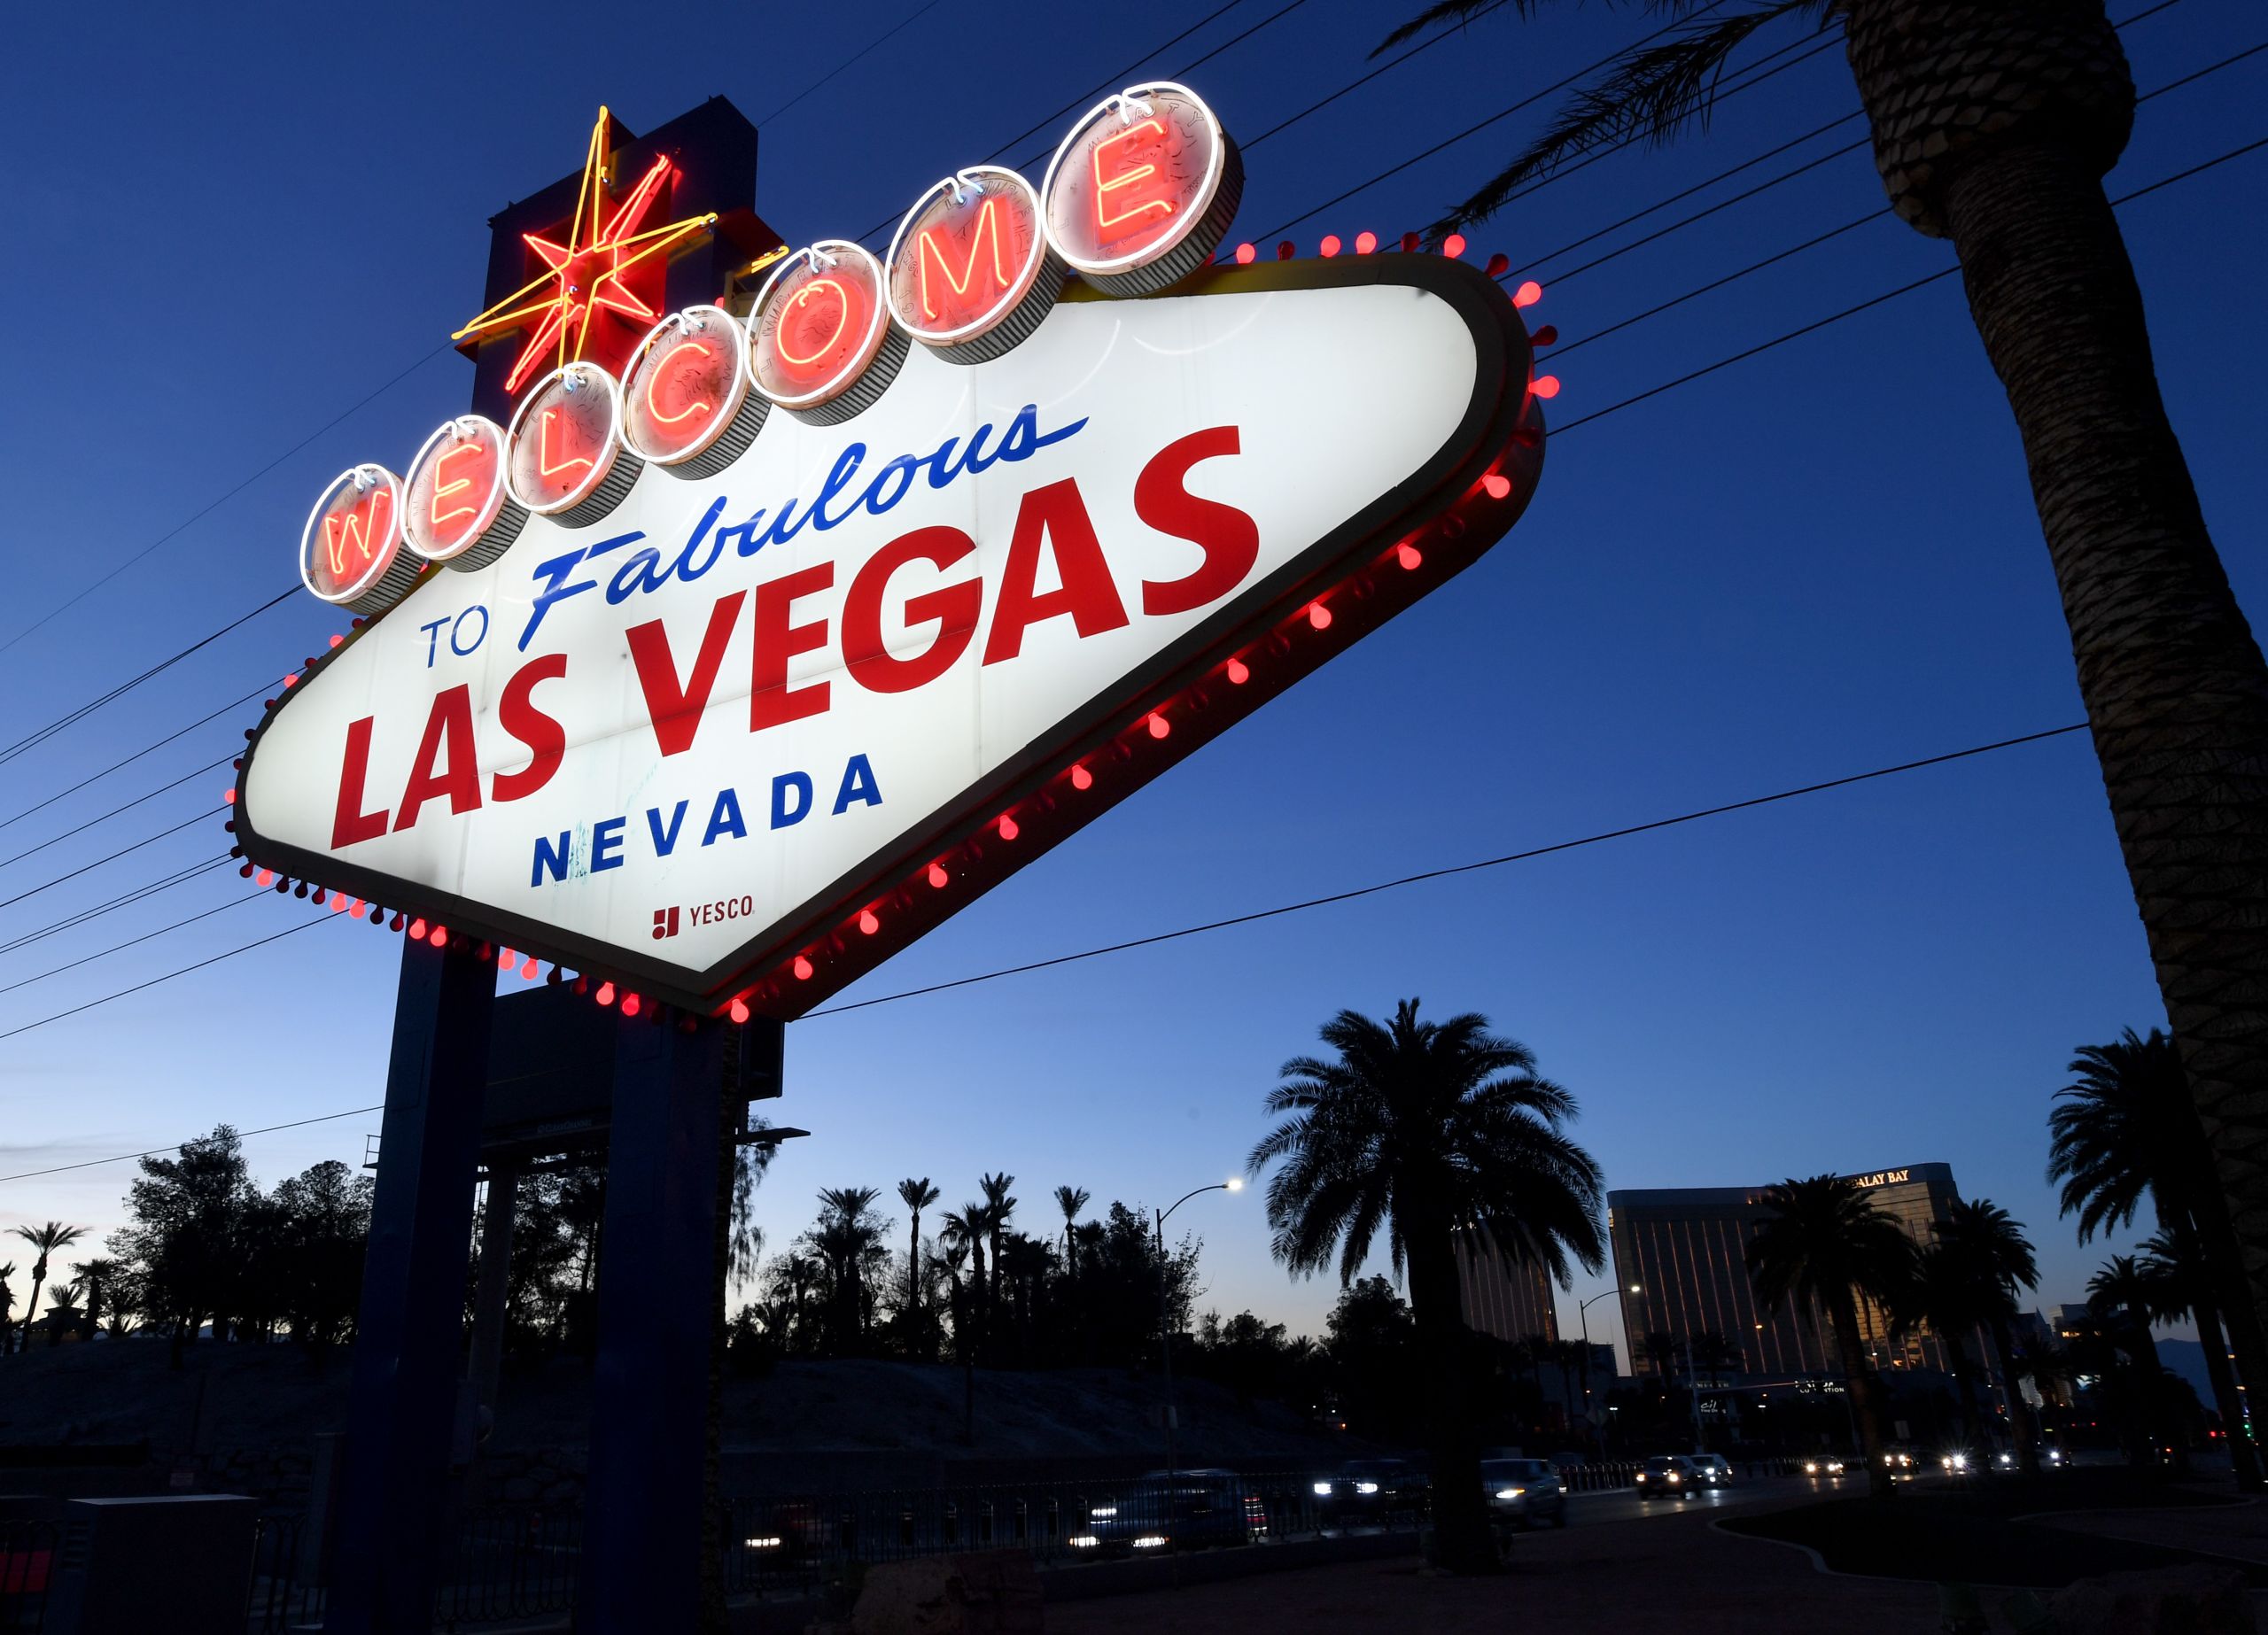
[1431,1,1814,234]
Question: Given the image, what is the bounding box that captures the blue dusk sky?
[1,0,2262,1365]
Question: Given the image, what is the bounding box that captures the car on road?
[1800,1455,1847,1478]
[1689,1453,1734,1487]
[1480,1458,1568,1529]
[1990,1443,2066,1473]
[1634,1454,1707,1498]
[1073,1469,1270,1555]
[1881,1445,1920,1473]
[1310,1459,1430,1521]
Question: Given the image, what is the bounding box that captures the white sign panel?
[238,259,1543,1012]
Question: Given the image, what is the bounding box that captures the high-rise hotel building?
[1456,1233,1561,1344]
[1608,1163,1961,1377]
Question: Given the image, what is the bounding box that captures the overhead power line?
[0,810,225,915]
[0,718,2093,1158]
[0,683,276,836]
[0,857,234,959]
[0,892,267,999]
[0,757,234,874]
[0,1101,384,1186]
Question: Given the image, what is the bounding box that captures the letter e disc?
[403,415,526,570]
[885,167,1063,363]
[1042,81,1242,295]
[300,463,419,615]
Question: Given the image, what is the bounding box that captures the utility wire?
[0,892,266,999]
[0,590,296,770]
[0,915,332,1048]
[0,1099,383,1185]
[799,724,2090,1018]
[754,0,952,127]
[1546,130,2268,436]
[0,858,234,959]
[0,810,224,915]
[0,683,276,836]
[0,758,233,874]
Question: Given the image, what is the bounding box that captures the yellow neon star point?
[453,107,718,396]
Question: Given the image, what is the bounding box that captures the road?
[1558,1473,1812,1527]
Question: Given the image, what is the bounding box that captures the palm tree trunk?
[22,1259,46,1354]
[1405,1228,1493,1570]
[1930,132,2268,1376]
[1986,1315,2043,1476]
[907,1214,921,1329]
[1829,1296,1894,1499]
[2191,1298,2261,1489]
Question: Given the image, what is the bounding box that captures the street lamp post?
[1576,1284,1640,1453]
[1155,1179,1243,1479]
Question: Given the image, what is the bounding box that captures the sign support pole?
[578,1011,726,1632]
[324,938,497,1635]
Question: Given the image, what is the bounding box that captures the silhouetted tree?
[10,1222,85,1354]
[1933,1199,2045,1470]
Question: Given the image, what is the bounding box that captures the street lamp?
[1156,1178,1243,1479]
[1577,1284,1640,1453]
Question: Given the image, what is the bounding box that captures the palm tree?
[938,1205,989,1358]
[1913,1242,1995,1448]
[1932,1199,2047,1473]
[2139,1225,2253,1461]
[41,1281,83,1346]
[2048,1027,2261,1487]
[1249,998,1605,1572]
[898,1179,940,1327]
[0,1262,13,1357]
[1053,1186,1090,1282]
[814,1187,887,1352]
[11,1223,85,1354]
[72,1259,117,1344]
[1746,1176,1917,1498]
[1383,0,2268,1361]
[979,1173,1016,1327]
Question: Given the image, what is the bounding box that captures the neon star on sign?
[454,106,718,396]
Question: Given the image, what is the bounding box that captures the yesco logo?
[656,899,755,940]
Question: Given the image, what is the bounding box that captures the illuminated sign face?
[1041,83,1240,293]
[403,416,525,570]
[240,254,1547,1015]
[747,240,905,424]
[507,362,641,524]
[623,305,767,477]
[1851,1169,1912,1189]
[885,168,1061,360]
[300,465,418,613]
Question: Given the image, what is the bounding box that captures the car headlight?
[1068,1535,1100,1548]
[1091,1507,1117,1518]
[744,1536,783,1550]
[1804,1462,1818,1473]
[1355,1482,1379,1495]
[1132,1535,1168,1549]
[1495,1487,1525,1499]
[1666,1473,1682,1483]
[1635,1473,1646,1482]
[1312,1483,1333,1497]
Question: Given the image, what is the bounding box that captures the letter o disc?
[1042,82,1243,295]
[299,464,419,615]
[506,362,643,527]
[747,241,907,425]
[623,305,768,479]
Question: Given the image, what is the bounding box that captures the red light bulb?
[1234,242,1256,265]
[1070,765,1093,791]
[1319,235,1341,258]
[1146,712,1169,740]
[1485,252,1510,278]
[222,788,237,804]
[793,956,814,980]
[858,909,880,935]
[998,814,1020,841]
[1308,602,1332,632]
[595,981,616,1007]
[430,925,448,948]
[928,863,949,888]
[1513,281,1542,308]
[1225,658,1249,686]
[1276,241,1294,261]
[1396,543,1424,570]
[329,634,344,649]
[520,957,539,979]
[621,992,641,1017]
[1442,234,1466,259]
[1355,231,1378,255]
[1533,375,1561,399]
[256,869,275,887]
[729,998,750,1024]
[408,918,427,941]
